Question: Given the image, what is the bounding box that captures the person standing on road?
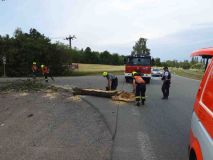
[132,71,146,106]
[161,66,171,99]
[41,65,49,83]
[102,72,118,91]
[48,67,55,81]
[32,62,38,80]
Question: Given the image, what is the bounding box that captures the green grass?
[69,63,124,76]
[170,68,204,80]
[77,63,124,72]
[67,71,124,76]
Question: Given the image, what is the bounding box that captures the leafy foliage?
[0,28,124,77]
[153,57,205,70]
[132,38,150,56]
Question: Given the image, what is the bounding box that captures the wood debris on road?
[73,87,118,98]
[72,87,135,102]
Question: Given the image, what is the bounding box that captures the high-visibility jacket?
[42,66,49,74]
[134,76,145,84]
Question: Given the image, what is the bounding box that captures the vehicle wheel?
[189,150,197,160]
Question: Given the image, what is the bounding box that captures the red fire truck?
[124,56,152,83]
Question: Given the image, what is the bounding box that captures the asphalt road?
[50,75,200,160]
[0,75,200,160]
[0,88,112,160]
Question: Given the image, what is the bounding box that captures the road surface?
[0,75,200,160]
[51,75,200,160]
[0,87,112,160]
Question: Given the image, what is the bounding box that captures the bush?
[0,28,124,77]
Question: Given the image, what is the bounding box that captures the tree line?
[69,46,124,65]
[153,57,206,70]
[0,28,124,77]
[0,28,205,77]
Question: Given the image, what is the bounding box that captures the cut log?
[72,87,135,102]
[72,87,118,98]
[112,92,135,102]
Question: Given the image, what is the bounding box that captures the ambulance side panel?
[192,59,213,160]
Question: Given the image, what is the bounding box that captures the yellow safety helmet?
[102,72,108,77]
[41,64,44,68]
[132,71,137,76]
[33,62,36,65]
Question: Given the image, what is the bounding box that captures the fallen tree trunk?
[72,87,118,98]
[72,88,135,102]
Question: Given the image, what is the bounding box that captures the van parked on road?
[189,48,213,160]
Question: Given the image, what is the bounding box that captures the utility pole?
[65,35,76,49]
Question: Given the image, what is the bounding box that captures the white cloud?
[1,0,213,58]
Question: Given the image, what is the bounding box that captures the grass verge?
[67,70,124,76]
[66,63,124,76]
[170,68,204,80]
[76,64,124,72]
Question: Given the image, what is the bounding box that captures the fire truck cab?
[189,48,213,160]
[124,56,152,83]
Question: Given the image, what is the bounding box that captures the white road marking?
[137,131,157,160]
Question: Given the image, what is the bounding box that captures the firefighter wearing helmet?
[41,64,49,82]
[32,62,38,80]
[132,71,146,106]
[102,72,118,91]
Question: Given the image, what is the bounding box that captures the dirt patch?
[0,80,47,92]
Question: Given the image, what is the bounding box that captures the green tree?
[180,60,191,69]
[100,51,112,64]
[111,53,120,65]
[132,38,150,56]
[0,28,125,77]
[154,58,161,66]
[83,47,99,64]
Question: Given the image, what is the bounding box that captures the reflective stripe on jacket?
[134,76,145,84]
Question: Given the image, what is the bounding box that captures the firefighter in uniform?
[41,65,49,82]
[102,72,118,91]
[161,66,171,99]
[32,62,38,80]
[132,71,146,106]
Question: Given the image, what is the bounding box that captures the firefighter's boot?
[136,101,140,106]
[141,100,145,105]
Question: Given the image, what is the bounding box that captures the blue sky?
[0,0,213,61]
